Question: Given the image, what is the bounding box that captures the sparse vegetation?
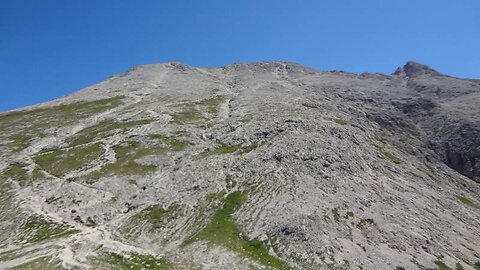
[435,260,453,270]
[148,134,188,151]
[33,143,105,177]
[184,191,291,269]
[200,142,242,158]
[395,267,405,270]
[456,196,479,209]
[239,114,253,123]
[332,208,340,222]
[82,141,164,182]
[455,262,464,270]
[4,163,29,183]
[10,256,65,270]
[21,216,79,244]
[381,150,402,164]
[356,218,375,230]
[124,203,180,234]
[95,251,170,270]
[0,97,124,152]
[239,141,264,154]
[199,141,264,158]
[474,261,480,270]
[169,96,225,124]
[170,110,204,124]
[68,119,152,146]
[331,117,348,125]
[196,96,225,114]
[7,134,32,152]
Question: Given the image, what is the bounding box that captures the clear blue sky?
[1,0,479,112]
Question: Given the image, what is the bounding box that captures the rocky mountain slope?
[0,61,479,270]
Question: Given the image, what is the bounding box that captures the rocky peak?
[393,61,443,77]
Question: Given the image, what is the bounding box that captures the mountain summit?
[392,61,443,77]
[0,61,479,270]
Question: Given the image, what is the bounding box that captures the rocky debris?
[0,61,479,270]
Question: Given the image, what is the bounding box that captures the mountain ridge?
[0,61,479,270]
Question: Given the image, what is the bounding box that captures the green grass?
[11,256,66,270]
[4,163,29,183]
[7,134,32,152]
[0,96,124,148]
[455,262,464,270]
[456,196,479,209]
[184,191,291,270]
[332,208,340,222]
[199,141,264,158]
[82,141,166,183]
[196,96,225,114]
[356,218,375,230]
[199,142,242,158]
[474,262,480,270]
[33,143,104,178]
[435,260,453,270]
[68,119,152,146]
[239,142,264,154]
[95,252,170,270]
[148,134,188,151]
[169,96,225,124]
[331,118,348,125]
[124,203,180,234]
[381,150,402,164]
[170,110,204,125]
[21,216,79,244]
[3,163,47,186]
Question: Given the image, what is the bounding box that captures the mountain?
[0,61,479,270]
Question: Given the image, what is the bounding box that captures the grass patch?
[148,134,188,151]
[82,141,165,182]
[474,262,480,270]
[381,150,402,164]
[170,110,204,125]
[199,141,264,158]
[124,203,180,234]
[33,143,104,178]
[331,117,348,125]
[184,191,291,270]
[332,208,340,222]
[95,251,170,270]
[7,134,32,152]
[10,256,65,270]
[200,142,242,158]
[239,142,264,154]
[435,260,453,270]
[4,163,47,186]
[4,163,29,183]
[21,216,79,244]
[0,96,124,143]
[68,119,152,146]
[456,196,479,209]
[196,96,225,114]
[356,218,375,230]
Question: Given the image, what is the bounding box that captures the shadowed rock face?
[388,62,480,183]
[0,61,479,270]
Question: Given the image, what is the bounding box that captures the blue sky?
[1,0,479,112]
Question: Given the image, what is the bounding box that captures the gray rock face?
[0,61,479,270]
